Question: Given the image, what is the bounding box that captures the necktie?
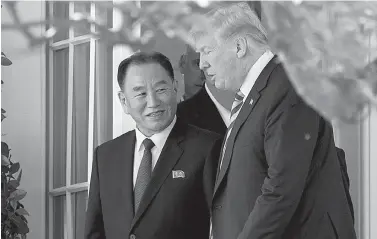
[219,90,245,168]
[134,138,155,213]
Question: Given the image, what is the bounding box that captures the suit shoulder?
[96,130,134,152]
[265,63,325,122]
[266,63,304,108]
[185,124,222,143]
[177,95,197,114]
[177,88,206,112]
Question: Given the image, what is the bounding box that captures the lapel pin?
[249,98,254,105]
[172,170,185,179]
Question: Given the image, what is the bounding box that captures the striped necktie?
[219,90,245,168]
[134,138,155,213]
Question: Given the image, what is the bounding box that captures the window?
[46,2,113,238]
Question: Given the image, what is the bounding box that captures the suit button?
[130,234,136,239]
[213,204,222,210]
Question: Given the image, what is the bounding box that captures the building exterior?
[1,2,377,239]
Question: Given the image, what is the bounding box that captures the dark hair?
[117,51,175,90]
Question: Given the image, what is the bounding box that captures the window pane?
[72,191,88,239]
[74,2,91,37]
[95,2,113,31]
[71,43,90,184]
[53,48,68,188]
[53,195,66,239]
[93,40,113,149]
[53,1,69,42]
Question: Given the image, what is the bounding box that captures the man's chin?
[214,80,226,91]
[146,117,172,130]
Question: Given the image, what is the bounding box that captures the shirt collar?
[205,83,231,127]
[135,115,177,152]
[205,84,229,113]
[239,50,274,100]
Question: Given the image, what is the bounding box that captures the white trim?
[65,3,74,239]
[369,107,377,239]
[360,31,377,239]
[112,0,140,138]
[360,110,369,239]
[50,42,69,51]
[48,3,54,239]
[112,0,126,138]
[87,2,96,189]
[64,197,68,239]
[39,3,47,239]
[50,34,93,48]
[361,105,371,239]
[367,31,377,239]
[49,183,89,197]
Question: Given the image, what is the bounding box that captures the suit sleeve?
[203,138,222,209]
[85,147,106,239]
[237,99,320,239]
[336,147,355,224]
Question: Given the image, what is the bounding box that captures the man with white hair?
[194,2,356,239]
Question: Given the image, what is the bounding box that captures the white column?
[369,107,377,239]
[112,0,139,138]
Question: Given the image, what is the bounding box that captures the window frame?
[46,2,98,238]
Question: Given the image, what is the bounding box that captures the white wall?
[112,44,136,137]
[333,104,377,239]
[1,2,46,239]
[334,121,362,237]
[333,31,377,239]
[369,108,377,239]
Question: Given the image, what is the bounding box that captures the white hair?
[208,2,269,51]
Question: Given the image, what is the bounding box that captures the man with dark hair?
[85,51,221,239]
[177,45,234,136]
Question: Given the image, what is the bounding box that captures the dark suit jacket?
[212,57,356,239]
[85,119,222,239]
[336,148,355,224]
[177,86,227,136]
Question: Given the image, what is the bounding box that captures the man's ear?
[235,37,247,58]
[179,54,187,74]
[118,91,129,114]
[173,79,178,93]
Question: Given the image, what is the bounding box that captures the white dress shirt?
[219,50,275,169]
[239,50,275,104]
[133,116,177,187]
[205,83,231,127]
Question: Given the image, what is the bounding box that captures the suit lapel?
[195,88,227,134]
[130,120,186,230]
[213,56,280,196]
[197,88,223,120]
[116,132,136,225]
[199,88,228,135]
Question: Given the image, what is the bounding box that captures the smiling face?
[118,63,177,136]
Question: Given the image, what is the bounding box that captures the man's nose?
[146,92,160,108]
[199,54,209,70]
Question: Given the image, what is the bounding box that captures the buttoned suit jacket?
[211,57,356,239]
[85,118,222,239]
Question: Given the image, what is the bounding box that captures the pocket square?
[172,170,185,179]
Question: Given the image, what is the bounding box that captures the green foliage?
[1,1,376,124]
[1,142,30,238]
[262,1,377,123]
[1,58,29,239]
